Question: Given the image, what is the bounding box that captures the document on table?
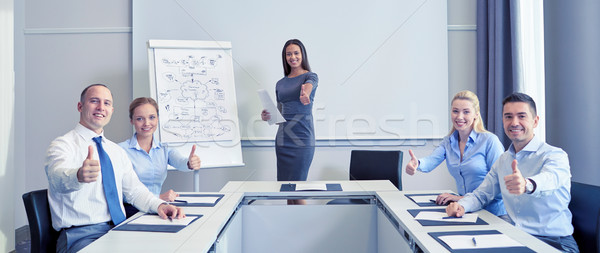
[257,89,286,125]
[409,195,438,204]
[295,183,328,191]
[172,196,220,205]
[438,234,523,249]
[415,211,478,223]
[128,214,197,226]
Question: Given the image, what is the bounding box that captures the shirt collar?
[128,133,160,151]
[508,135,542,154]
[75,123,104,141]
[451,129,478,144]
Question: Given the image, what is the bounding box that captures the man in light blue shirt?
[446,93,579,252]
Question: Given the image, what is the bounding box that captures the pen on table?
[472,237,477,246]
[168,216,173,222]
[442,216,462,219]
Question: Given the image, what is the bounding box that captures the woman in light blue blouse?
[405,90,506,216]
[119,97,201,216]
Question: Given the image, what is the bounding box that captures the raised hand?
[504,159,526,195]
[77,145,100,183]
[446,202,465,217]
[261,109,271,121]
[159,189,179,202]
[187,144,201,170]
[405,149,419,175]
[299,83,312,105]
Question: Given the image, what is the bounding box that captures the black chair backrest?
[349,150,403,190]
[22,189,59,253]
[569,181,600,253]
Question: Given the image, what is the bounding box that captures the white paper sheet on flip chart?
[257,89,286,125]
[438,234,523,249]
[415,211,478,223]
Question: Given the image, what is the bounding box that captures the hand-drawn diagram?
[153,48,237,143]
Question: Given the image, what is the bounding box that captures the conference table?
[81,180,559,253]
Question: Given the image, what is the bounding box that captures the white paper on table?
[128,215,197,226]
[257,89,286,125]
[438,234,523,249]
[174,196,220,204]
[414,211,478,223]
[295,183,328,191]
[410,195,438,203]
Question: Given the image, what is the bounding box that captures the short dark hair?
[502,92,537,116]
[128,97,159,120]
[281,39,311,76]
[80,84,109,103]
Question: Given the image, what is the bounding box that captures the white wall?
[1,0,15,251]
[163,0,478,194]
[13,0,133,232]
[13,0,478,239]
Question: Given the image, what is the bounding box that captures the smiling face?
[451,99,477,136]
[285,44,303,71]
[78,85,113,134]
[131,103,158,140]
[503,101,539,152]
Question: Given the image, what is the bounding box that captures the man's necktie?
[93,136,126,225]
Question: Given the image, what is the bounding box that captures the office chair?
[328,150,403,205]
[348,150,403,190]
[569,181,600,253]
[22,189,59,253]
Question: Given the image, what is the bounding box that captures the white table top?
[80,192,243,253]
[375,190,560,253]
[219,180,399,194]
[82,182,559,253]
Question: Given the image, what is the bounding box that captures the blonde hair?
[448,90,487,136]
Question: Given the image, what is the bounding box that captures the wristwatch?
[525,178,535,194]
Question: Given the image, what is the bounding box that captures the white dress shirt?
[45,123,164,230]
[459,135,574,237]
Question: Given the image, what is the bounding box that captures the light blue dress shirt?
[119,134,190,196]
[459,135,574,237]
[418,130,506,216]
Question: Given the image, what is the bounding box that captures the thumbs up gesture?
[299,83,312,105]
[77,145,100,183]
[405,149,419,175]
[503,159,527,195]
[187,144,201,170]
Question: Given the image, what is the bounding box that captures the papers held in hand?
[257,89,286,125]
[414,211,479,223]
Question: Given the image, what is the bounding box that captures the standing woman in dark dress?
[261,39,318,186]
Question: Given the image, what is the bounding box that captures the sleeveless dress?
[275,72,318,181]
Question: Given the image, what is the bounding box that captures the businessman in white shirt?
[45,84,185,253]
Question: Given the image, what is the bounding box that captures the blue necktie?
[93,136,126,225]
